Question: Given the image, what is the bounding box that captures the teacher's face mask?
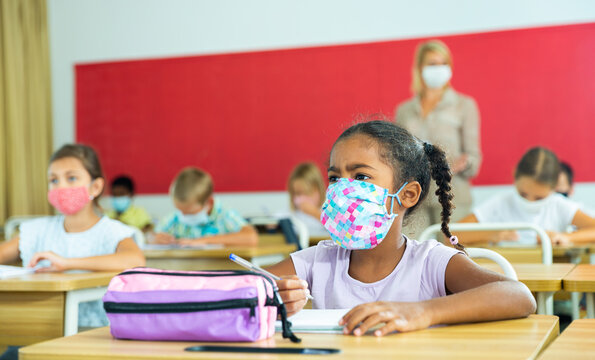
[421,65,452,89]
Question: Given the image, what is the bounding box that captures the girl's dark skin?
[267,134,536,337]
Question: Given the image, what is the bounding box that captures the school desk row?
[1,258,595,350]
[309,236,595,264]
[15,316,595,359]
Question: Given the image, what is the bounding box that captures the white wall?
[48,0,595,218]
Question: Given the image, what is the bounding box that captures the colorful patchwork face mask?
[320,178,407,250]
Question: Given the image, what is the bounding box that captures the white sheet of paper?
[275,309,349,334]
[0,265,35,279]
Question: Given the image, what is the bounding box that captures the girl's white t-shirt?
[19,215,134,327]
[473,191,579,245]
[290,237,461,310]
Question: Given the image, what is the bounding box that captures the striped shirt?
[156,200,247,239]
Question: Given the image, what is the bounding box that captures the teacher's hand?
[451,154,469,174]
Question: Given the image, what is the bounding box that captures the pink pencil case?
[103,267,299,343]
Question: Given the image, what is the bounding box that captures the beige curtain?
[0,0,53,227]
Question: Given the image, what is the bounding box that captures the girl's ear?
[399,181,422,210]
[90,177,105,199]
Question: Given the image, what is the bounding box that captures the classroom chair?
[466,247,518,279]
[418,222,553,264]
[247,216,309,249]
[3,215,45,241]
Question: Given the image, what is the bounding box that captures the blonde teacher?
[395,39,481,238]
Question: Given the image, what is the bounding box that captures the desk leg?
[571,292,581,320]
[64,286,108,336]
[587,293,594,319]
[536,292,554,315]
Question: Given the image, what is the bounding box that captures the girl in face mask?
[460,147,595,246]
[287,162,328,238]
[394,40,482,240]
[0,144,146,327]
[267,120,535,336]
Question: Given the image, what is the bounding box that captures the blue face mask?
[112,196,132,213]
[177,207,210,227]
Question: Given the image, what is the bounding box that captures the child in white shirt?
[461,147,595,245]
[0,144,145,327]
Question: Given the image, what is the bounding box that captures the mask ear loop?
[388,182,408,216]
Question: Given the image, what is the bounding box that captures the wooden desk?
[427,240,590,264]
[0,272,116,347]
[539,319,595,359]
[20,315,558,360]
[563,264,595,319]
[481,263,576,315]
[478,245,590,264]
[145,243,297,271]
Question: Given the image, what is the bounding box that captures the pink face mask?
[293,195,319,208]
[48,187,93,215]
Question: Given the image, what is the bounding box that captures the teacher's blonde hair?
[411,39,453,94]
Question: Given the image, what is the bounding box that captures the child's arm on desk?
[178,225,258,247]
[548,210,595,245]
[29,238,146,272]
[0,237,20,264]
[341,254,536,336]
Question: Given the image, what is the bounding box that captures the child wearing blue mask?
[107,175,153,232]
[267,120,535,336]
[153,167,258,246]
[459,147,595,246]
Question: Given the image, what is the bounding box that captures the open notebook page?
[0,265,35,279]
[275,309,349,334]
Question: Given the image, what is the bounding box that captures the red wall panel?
[76,22,595,193]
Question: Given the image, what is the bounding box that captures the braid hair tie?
[449,235,459,246]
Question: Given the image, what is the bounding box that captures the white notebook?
[275,309,349,334]
[0,265,35,279]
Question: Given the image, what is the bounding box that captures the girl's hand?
[340,301,433,337]
[275,275,309,317]
[546,231,571,246]
[153,232,175,244]
[28,251,71,272]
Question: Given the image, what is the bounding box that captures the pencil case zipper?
[104,297,259,317]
